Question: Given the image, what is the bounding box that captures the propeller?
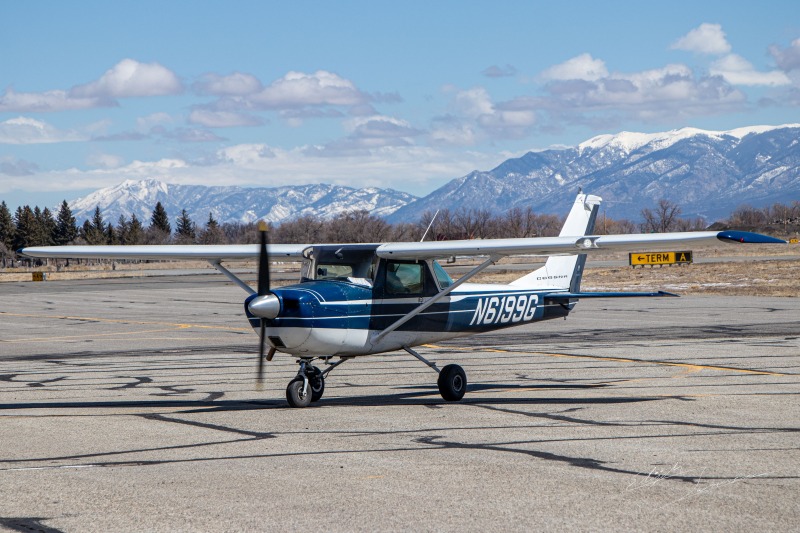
[254,220,277,387]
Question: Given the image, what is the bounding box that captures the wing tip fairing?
[716,230,787,245]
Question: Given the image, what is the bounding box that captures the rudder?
[511,193,601,291]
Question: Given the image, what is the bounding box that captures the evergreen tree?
[54,200,78,245]
[127,214,144,245]
[32,206,49,245]
[199,212,224,244]
[40,207,57,246]
[105,222,118,245]
[0,201,14,251]
[175,209,196,244]
[150,202,171,234]
[80,220,93,243]
[13,206,36,250]
[85,206,107,244]
[117,214,129,244]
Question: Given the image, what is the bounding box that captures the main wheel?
[309,366,325,402]
[437,364,467,401]
[286,378,312,408]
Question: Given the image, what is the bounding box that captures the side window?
[385,261,424,295]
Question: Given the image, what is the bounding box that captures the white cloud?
[251,70,366,108]
[0,117,87,144]
[136,112,174,131]
[453,87,495,118]
[87,153,124,169]
[217,144,276,166]
[671,23,731,55]
[188,108,264,128]
[769,38,800,72]
[441,87,536,142]
[482,64,517,78]
[429,118,477,146]
[194,72,262,95]
[0,156,39,176]
[710,54,791,86]
[345,115,420,138]
[70,59,183,98]
[540,53,609,81]
[537,61,746,124]
[0,87,113,112]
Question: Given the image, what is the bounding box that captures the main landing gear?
[404,346,467,402]
[285,357,348,408]
[284,349,467,407]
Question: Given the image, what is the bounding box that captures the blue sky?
[2,0,799,209]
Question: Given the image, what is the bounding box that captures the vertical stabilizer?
[511,194,601,290]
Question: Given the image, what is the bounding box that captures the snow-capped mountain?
[69,124,800,227]
[69,180,418,225]
[388,124,800,222]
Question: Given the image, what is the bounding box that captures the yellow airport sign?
[629,250,693,266]
[790,238,799,244]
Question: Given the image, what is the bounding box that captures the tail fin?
[511,193,601,291]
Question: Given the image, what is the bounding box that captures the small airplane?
[21,193,786,407]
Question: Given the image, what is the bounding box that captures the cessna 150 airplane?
[21,193,786,407]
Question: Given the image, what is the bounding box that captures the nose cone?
[248,293,281,319]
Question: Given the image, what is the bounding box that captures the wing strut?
[209,260,256,295]
[370,255,500,344]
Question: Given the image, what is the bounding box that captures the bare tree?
[640,199,682,232]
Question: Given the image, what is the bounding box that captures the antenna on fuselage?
[420,209,440,242]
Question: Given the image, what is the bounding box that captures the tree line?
[2,197,797,267]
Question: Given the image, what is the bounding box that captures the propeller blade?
[256,319,266,388]
[256,220,270,389]
[257,220,270,296]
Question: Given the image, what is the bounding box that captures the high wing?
[375,230,786,261]
[19,243,310,261]
[20,229,784,263]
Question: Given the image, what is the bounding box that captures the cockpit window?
[385,261,424,295]
[304,245,380,285]
[432,260,454,289]
[316,264,353,280]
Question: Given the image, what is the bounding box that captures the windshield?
[432,260,453,289]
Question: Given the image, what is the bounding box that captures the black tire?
[309,366,325,402]
[437,364,467,401]
[286,378,312,408]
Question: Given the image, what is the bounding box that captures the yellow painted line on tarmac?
[531,351,786,376]
[1,327,204,343]
[439,342,786,377]
[0,311,251,343]
[0,311,251,332]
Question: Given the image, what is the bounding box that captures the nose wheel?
[286,359,338,407]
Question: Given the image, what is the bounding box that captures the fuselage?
[245,279,572,357]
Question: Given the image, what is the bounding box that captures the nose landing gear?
[285,357,349,408]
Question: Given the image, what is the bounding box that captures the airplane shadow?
[0,386,683,412]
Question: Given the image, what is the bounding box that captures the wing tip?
[716,230,786,244]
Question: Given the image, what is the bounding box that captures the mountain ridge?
[67,123,800,226]
[69,180,418,226]
[387,123,800,222]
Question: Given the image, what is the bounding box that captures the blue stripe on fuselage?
[246,280,562,333]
